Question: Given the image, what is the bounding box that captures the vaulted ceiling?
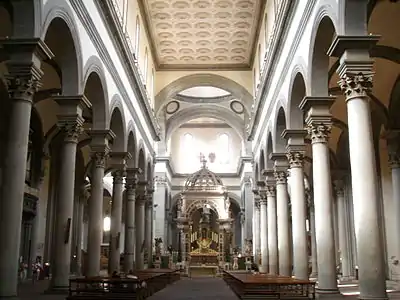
[139,0,265,70]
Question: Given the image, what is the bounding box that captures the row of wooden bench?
[223,271,316,300]
[67,269,180,300]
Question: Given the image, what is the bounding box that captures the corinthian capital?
[274,170,287,184]
[338,72,373,100]
[266,185,276,197]
[6,67,43,102]
[307,124,332,144]
[286,151,304,168]
[112,169,125,184]
[389,153,400,169]
[58,116,85,144]
[91,151,109,168]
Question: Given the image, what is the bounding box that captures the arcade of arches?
[1,0,400,299]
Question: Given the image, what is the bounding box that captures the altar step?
[147,277,239,300]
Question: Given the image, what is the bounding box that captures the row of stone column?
[252,41,388,298]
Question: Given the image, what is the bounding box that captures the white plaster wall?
[170,127,241,174]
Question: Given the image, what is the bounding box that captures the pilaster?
[154,174,168,251]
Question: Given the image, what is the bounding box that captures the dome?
[184,161,224,190]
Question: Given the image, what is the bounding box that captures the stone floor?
[13,277,400,300]
[147,277,238,300]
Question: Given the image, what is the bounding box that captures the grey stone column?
[136,181,147,269]
[75,196,85,276]
[240,210,246,251]
[108,169,125,274]
[264,170,278,275]
[252,194,261,262]
[334,179,351,280]
[386,133,400,268]
[243,175,254,244]
[283,130,308,280]
[300,96,339,295]
[270,153,290,276]
[309,204,318,278]
[145,188,154,267]
[257,182,268,273]
[86,130,114,277]
[50,97,89,291]
[330,36,387,299]
[0,40,51,297]
[124,168,141,272]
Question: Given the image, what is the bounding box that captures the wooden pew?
[67,269,180,300]
[223,271,315,300]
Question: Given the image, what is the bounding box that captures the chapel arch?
[259,149,266,179]
[273,106,287,152]
[266,132,274,168]
[109,102,127,152]
[137,147,146,181]
[287,72,307,129]
[126,129,137,169]
[309,15,337,97]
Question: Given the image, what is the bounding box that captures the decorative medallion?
[230,100,245,114]
[165,100,180,114]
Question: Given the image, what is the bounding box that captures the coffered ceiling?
[139,0,265,70]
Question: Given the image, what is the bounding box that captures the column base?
[259,265,268,273]
[310,272,318,279]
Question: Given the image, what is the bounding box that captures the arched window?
[218,133,229,164]
[143,48,149,84]
[134,16,140,58]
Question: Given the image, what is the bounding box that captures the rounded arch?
[146,159,153,186]
[42,1,83,95]
[266,131,274,168]
[287,70,307,129]
[272,105,287,152]
[126,125,137,168]
[155,74,253,113]
[259,149,266,178]
[137,145,146,180]
[83,56,110,129]
[109,95,127,152]
[186,199,220,219]
[308,10,338,96]
[227,192,242,208]
[165,106,245,143]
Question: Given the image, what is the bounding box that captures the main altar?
[175,159,232,277]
